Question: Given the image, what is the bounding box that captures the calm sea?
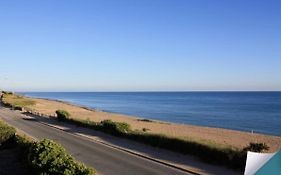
[20,92,281,136]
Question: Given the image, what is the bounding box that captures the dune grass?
[1,93,36,109]
[59,117,247,170]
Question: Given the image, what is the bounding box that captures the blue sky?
[0,0,280,91]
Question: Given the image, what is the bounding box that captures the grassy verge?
[0,120,95,175]
[55,112,269,171]
[1,93,36,111]
[58,115,247,170]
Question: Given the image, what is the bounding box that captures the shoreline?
[24,95,280,137]
[3,92,281,152]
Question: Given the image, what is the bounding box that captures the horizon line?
[14,90,281,93]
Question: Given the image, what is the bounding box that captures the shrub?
[2,91,13,95]
[142,128,150,132]
[100,120,131,135]
[137,119,153,122]
[28,139,94,175]
[15,134,32,149]
[56,110,71,121]
[0,120,16,145]
[243,142,269,153]
[13,105,23,111]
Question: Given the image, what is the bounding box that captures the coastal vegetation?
[1,93,36,111]
[54,112,272,170]
[56,116,247,170]
[0,120,31,174]
[243,142,269,153]
[0,120,95,175]
[0,93,276,171]
[0,120,16,145]
[56,109,71,121]
[28,139,94,175]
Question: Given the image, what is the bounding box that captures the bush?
[28,139,94,175]
[243,142,269,153]
[142,128,150,132]
[2,91,13,95]
[56,110,71,121]
[13,105,23,111]
[100,120,131,135]
[0,120,16,145]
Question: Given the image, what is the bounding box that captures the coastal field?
[2,93,281,152]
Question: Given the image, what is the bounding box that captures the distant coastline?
[20,91,281,136]
[2,91,281,153]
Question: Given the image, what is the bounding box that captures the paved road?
[0,107,191,175]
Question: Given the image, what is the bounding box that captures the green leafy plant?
[28,139,94,175]
[0,120,16,145]
[243,142,270,153]
[56,110,71,121]
[100,119,131,135]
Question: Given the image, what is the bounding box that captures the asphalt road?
[0,107,191,175]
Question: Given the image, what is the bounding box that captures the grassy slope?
[1,94,36,109]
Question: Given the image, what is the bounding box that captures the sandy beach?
[20,97,281,152]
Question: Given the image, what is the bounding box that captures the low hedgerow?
[128,132,246,169]
[100,120,131,136]
[28,139,94,175]
[0,120,16,145]
[56,110,71,121]
[58,117,247,170]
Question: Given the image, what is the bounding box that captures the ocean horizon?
[20,91,281,136]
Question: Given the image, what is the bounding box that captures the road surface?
[0,106,192,175]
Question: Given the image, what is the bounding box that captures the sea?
[20,92,281,136]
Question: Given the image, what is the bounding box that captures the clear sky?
[0,0,280,91]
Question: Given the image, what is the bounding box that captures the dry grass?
[25,97,281,152]
[2,94,36,109]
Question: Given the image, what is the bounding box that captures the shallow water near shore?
[20,92,281,136]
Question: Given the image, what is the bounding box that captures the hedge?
[0,120,95,175]
[28,139,94,175]
[56,110,71,121]
[0,120,16,145]
[57,115,246,170]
